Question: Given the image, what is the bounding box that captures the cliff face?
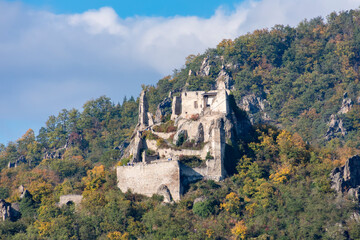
[117,88,251,201]
[330,155,360,199]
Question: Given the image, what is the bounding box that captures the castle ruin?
[117,88,248,202]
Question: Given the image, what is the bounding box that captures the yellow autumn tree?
[231,220,247,240]
[269,164,292,184]
[220,192,241,215]
[107,231,129,240]
[82,165,106,194]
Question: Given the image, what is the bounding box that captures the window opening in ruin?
[194,101,198,109]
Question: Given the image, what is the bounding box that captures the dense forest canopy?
[0,9,360,239]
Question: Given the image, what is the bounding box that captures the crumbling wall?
[209,89,229,114]
[59,195,83,208]
[138,90,149,129]
[117,161,181,202]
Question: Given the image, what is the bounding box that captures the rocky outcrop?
[155,97,172,123]
[0,199,20,221]
[338,92,353,114]
[8,155,27,168]
[239,94,270,123]
[325,114,347,140]
[215,68,232,90]
[0,199,12,221]
[18,185,32,200]
[198,56,211,77]
[330,155,360,200]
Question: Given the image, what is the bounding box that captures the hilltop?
[0,9,359,239]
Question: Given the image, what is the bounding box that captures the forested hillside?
[0,9,360,239]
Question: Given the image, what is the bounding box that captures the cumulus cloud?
[0,0,360,143]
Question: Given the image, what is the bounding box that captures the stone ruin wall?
[59,195,83,208]
[117,160,181,202]
[117,89,231,201]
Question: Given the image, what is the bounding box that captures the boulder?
[193,196,207,204]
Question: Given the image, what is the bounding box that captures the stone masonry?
[117,88,247,201]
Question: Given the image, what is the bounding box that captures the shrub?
[175,132,187,147]
[205,151,214,160]
[118,155,132,166]
[156,139,168,148]
[145,149,156,156]
[153,121,177,133]
[192,199,216,218]
[142,130,158,140]
[179,155,205,168]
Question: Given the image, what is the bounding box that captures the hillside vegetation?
[0,9,360,239]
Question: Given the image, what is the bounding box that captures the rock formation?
[239,94,271,123]
[0,199,20,221]
[215,67,232,90]
[330,155,360,200]
[155,97,172,123]
[325,114,347,140]
[0,199,12,221]
[198,56,211,77]
[338,92,353,114]
[325,92,358,140]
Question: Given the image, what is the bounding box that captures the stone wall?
[171,90,229,120]
[117,160,181,202]
[59,195,83,208]
[209,89,229,114]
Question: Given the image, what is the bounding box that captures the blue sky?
[15,0,242,17]
[1,0,360,145]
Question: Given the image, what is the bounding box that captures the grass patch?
[153,120,177,133]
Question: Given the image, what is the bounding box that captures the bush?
[142,130,158,140]
[175,132,187,147]
[153,121,177,133]
[192,199,216,218]
[118,155,132,166]
[145,149,156,156]
[179,155,205,168]
[205,152,214,160]
[156,139,168,148]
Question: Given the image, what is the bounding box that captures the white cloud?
[0,0,360,143]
